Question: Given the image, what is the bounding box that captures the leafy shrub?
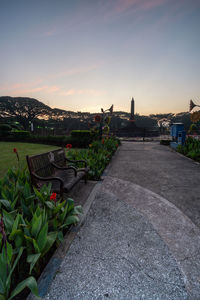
[0,167,82,299]
[160,140,170,146]
[71,130,91,138]
[11,130,30,138]
[0,124,12,137]
[0,134,93,148]
[189,123,197,133]
[176,137,200,162]
[0,124,12,131]
[30,135,67,146]
[67,136,120,180]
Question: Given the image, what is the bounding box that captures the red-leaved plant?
[66,144,72,149]
[50,192,57,204]
[13,148,19,162]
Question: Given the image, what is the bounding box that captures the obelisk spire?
[130,97,135,121]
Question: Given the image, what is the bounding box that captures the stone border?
[27,181,102,300]
[170,146,200,165]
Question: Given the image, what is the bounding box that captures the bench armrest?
[50,162,77,176]
[31,171,64,195]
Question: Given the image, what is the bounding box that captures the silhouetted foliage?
[0,96,196,133]
[0,96,51,129]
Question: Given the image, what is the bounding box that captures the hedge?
[0,134,93,148]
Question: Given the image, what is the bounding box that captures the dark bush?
[28,134,92,148]
[160,140,170,146]
[0,124,12,136]
[71,130,91,137]
[11,130,30,138]
[69,136,92,148]
[0,133,93,148]
[0,123,12,131]
[176,137,200,162]
[67,136,120,180]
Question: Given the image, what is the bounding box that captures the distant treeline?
[0,96,193,134]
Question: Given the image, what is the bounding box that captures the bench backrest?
[26,148,66,177]
[27,151,55,178]
[50,148,66,166]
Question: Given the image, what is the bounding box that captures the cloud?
[11,85,60,94]
[112,0,140,14]
[0,80,43,91]
[39,0,167,38]
[0,81,60,96]
[42,29,57,37]
[61,89,105,97]
[0,80,105,99]
[55,64,99,78]
[104,0,167,19]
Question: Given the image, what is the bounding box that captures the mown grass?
[0,142,59,178]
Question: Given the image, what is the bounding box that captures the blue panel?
[170,123,184,138]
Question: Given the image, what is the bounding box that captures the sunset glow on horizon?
[1,0,200,115]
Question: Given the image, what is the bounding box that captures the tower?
[130,97,135,121]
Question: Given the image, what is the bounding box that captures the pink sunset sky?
[0,0,200,114]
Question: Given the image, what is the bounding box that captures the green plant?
[67,136,120,180]
[0,167,35,219]
[11,130,30,139]
[0,125,12,137]
[160,140,170,146]
[70,130,91,138]
[23,208,57,275]
[176,137,200,162]
[0,165,82,299]
[33,185,82,242]
[0,216,39,300]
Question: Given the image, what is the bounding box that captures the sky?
[0,0,200,115]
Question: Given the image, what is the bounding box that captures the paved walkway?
[38,142,200,300]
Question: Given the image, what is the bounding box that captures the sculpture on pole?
[189,99,200,123]
[92,105,114,139]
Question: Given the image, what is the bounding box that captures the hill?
[0,96,192,132]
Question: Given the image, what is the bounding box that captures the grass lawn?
[0,142,59,178]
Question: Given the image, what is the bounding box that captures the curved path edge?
[101,175,200,298]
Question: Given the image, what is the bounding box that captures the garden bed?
[176,136,200,162]
[0,136,120,299]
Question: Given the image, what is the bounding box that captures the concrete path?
[105,142,200,228]
[42,142,200,300]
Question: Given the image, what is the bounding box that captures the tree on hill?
[0,96,52,129]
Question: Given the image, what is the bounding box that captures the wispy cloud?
[0,81,60,96]
[0,80,105,99]
[61,89,105,97]
[103,0,167,19]
[42,29,57,37]
[17,85,60,94]
[54,64,99,78]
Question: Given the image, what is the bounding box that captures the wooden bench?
[26,148,88,197]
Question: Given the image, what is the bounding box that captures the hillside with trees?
[0,96,195,134]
